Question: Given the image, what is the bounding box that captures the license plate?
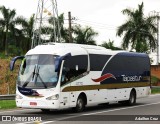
[30,102,37,106]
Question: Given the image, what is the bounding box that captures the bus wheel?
[127,90,136,105]
[74,96,85,112]
[41,109,50,112]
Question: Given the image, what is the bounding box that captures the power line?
[75,22,117,30]
[60,15,118,29]
[76,19,117,27]
[73,19,117,30]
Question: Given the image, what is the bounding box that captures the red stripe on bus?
[92,73,116,82]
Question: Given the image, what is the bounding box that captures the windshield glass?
[18,54,59,89]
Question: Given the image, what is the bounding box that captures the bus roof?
[26,43,147,57]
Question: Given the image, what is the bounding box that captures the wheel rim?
[77,98,83,110]
[130,93,135,104]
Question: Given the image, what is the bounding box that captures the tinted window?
[89,54,111,71]
[104,56,149,75]
[101,53,150,84]
[61,55,88,86]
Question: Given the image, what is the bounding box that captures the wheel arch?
[131,88,137,98]
[78,92,87,106]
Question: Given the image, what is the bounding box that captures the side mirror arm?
[10,56,24,71]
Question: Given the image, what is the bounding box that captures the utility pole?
[157,13,159,65]
[154,11,160,65]
[68,11,73,43]
[150,11,160,65]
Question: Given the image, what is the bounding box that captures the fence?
[0,94,15,100]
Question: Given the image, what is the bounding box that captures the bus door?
[60,54,88,107]
[59,64,71,108]
[54,54,71,108]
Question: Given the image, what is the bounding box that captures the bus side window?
[61,55,88,86]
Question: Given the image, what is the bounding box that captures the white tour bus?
[10,43,151,112]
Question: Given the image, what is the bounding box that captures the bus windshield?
[17,54,59,89]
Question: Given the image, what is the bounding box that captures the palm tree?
[116,2,157,52]
[19,14,35,52]
[73,25,98,45]
[48,13,70,43]
[37,13,68,43]
[59,14,70,43]
[101,39,123,50]
[0,6,27,55]
[0,26,4,51]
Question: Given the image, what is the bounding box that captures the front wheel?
[41,109,50,112]
[73,96,85,112]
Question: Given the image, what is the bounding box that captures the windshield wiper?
[32,65,36,81]
[36,66,48,89]
[37,74,48,88]
[22,65,36,88]
[22,65,47,88]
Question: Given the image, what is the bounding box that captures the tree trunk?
[5,28,8,56]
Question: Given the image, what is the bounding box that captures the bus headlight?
[16,94,23,99]
[46,94,59,100]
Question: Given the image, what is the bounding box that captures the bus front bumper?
[16,99,60,109]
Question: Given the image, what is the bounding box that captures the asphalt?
[0,94,160,124]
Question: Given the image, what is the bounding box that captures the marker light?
[46,94,59,100]
[16,94,23,99]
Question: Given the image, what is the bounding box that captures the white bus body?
[10,43,151,112]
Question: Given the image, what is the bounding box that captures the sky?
[0,0,160,64]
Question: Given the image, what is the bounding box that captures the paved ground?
[0,94,160,124]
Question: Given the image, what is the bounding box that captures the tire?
[41,109,50,112]
[99,102,109,106]
[119,90,136,106]
[74,96,85,112]
[127,90,136,105]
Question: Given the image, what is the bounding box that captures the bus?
[10,43,151,112]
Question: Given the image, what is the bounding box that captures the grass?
[0,100,16,109]
[0,52,7,59]
[151,88,160,94]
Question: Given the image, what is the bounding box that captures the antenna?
[31,0,61,48]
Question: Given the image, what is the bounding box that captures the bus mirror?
[10,56,24,71]
[62,53,71,60]
[55,53,71,72]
